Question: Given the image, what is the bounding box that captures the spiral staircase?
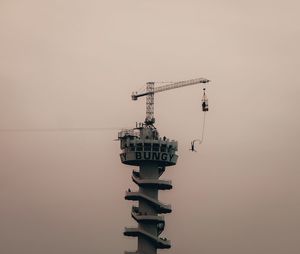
[119,125,178,254]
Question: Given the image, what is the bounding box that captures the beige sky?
[0,1,300,254]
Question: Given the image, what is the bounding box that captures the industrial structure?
[118,78,209,254]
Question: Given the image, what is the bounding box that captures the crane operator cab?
[202,88,209,112]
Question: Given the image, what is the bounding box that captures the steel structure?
[119,125,177,254]
[132,78,210,125]
[119,77,209,254]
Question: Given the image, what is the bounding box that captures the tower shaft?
[119,125,178,254]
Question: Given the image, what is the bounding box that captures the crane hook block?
[202,88,209,112]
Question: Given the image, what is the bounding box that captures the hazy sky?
[0,1,299,254]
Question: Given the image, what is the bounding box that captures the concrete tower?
[119,123,178,254]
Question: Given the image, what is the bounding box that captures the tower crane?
[131,77,210,125]
[119,77,211,254]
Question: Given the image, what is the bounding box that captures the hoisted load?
[190,139,201,152]
[202,88,209,112]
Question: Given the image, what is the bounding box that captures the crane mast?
[132,77,210,125]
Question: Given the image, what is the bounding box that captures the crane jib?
[132,78,209,100]
[131,77,210,125]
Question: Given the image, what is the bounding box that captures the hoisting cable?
[200,111,206,144]
[190,112,206,152]
[190,88,208,152]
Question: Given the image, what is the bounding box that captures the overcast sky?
[0,1,300,254]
